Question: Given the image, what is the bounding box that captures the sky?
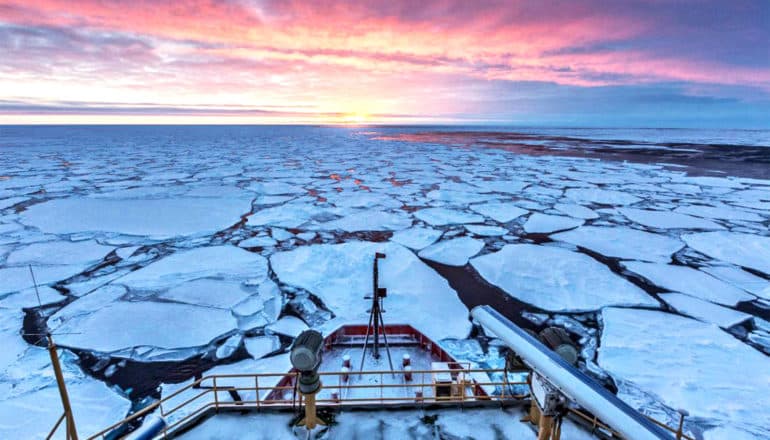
[0,0,769,127]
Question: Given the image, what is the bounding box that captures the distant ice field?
[0,125,769,439]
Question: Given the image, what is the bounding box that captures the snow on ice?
[418,236,484,266]
[471,244,658,312]
[552,226,684,262]
[599,308,770,436]
[270,241,471,341]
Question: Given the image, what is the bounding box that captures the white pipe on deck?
[471,305,672,440]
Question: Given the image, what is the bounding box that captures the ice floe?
[659,292,751,328]
[553,203,599,219]
[389,227,442,250]
[683,231,770,276]
[701,265,770,299]
[464,224,508,236]
[622,261,753,306]
[414,207,484,226]
[418,236,484,266]
[523,213,584,234]
[619,208,724,230]
[552,226,684,262]
[565,188,641,205]
[599,308,770,435]
[270,241,471,340]
[471,244,657,312]
[54,301,238,352]
[469,202,529,223]
[20,197,250,239]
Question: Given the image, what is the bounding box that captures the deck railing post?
[675,409,688,439]
[213,376,219,413]
[255,376,260,410]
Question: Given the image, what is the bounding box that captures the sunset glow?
[1,1,768,126]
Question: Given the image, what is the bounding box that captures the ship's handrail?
[85,368,694,440]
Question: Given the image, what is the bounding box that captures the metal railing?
[85,368,694,440]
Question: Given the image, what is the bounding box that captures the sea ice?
[54,301,238,352]
[418,236,484,266]
[244,336,280,359]
[20,197,250,239]
[270,241,471,341]
[317,209,412,232]
[702,265,770,299]
[389,227,442,250]
[618,208,724,230]
[553,203,599,219]
[552,226,684,262]
[659,292,752,328]
[622,262,753,306]
[469,202,529,223]
[239,235,277,248]
[674,204,764,222]
[523,213,584,234]
[266,316,308,338]
[683,231,770,276]
[471,244,657,312]
[565,188,641,205]
[599,308,770,435]
[158,279,252,309]
[117,246,268,291]
[464,224,508,236]
[414,207,484,226]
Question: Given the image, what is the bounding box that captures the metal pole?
[358,305,374,376]
[372,256,380,359]
[48,334,78,440]
[378,307,394,374]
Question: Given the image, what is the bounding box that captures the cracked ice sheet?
[471,244,657,312]
[55,301,238,352]
[622,261,753,306]
[552,226,684,262]
[315,209,412,232]
[599,308,770,437]
[20,197,251,240]
[0,240,114,295]
[523,213,584,234]
[683,232,770,277]
[270,241,471,341]
[116,245,268,291]
[0,347,131,440]
[618,208,724,230]
[418,236,484,266]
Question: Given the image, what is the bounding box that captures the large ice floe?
[418,236,484,266]
[622,261,754,306]
[599,308,770,436]
[470,244,658,311]
[20,196,251,239]
[618,208,724,230]
[0,239,114,295]
[683,231,770,276]
[50,246,277,357]
[270,241,471,341]
[552,226,684,262]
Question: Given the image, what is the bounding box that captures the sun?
[339,112,371,125]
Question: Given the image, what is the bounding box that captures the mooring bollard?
[402,353,411,367]
[404,365,413,382]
